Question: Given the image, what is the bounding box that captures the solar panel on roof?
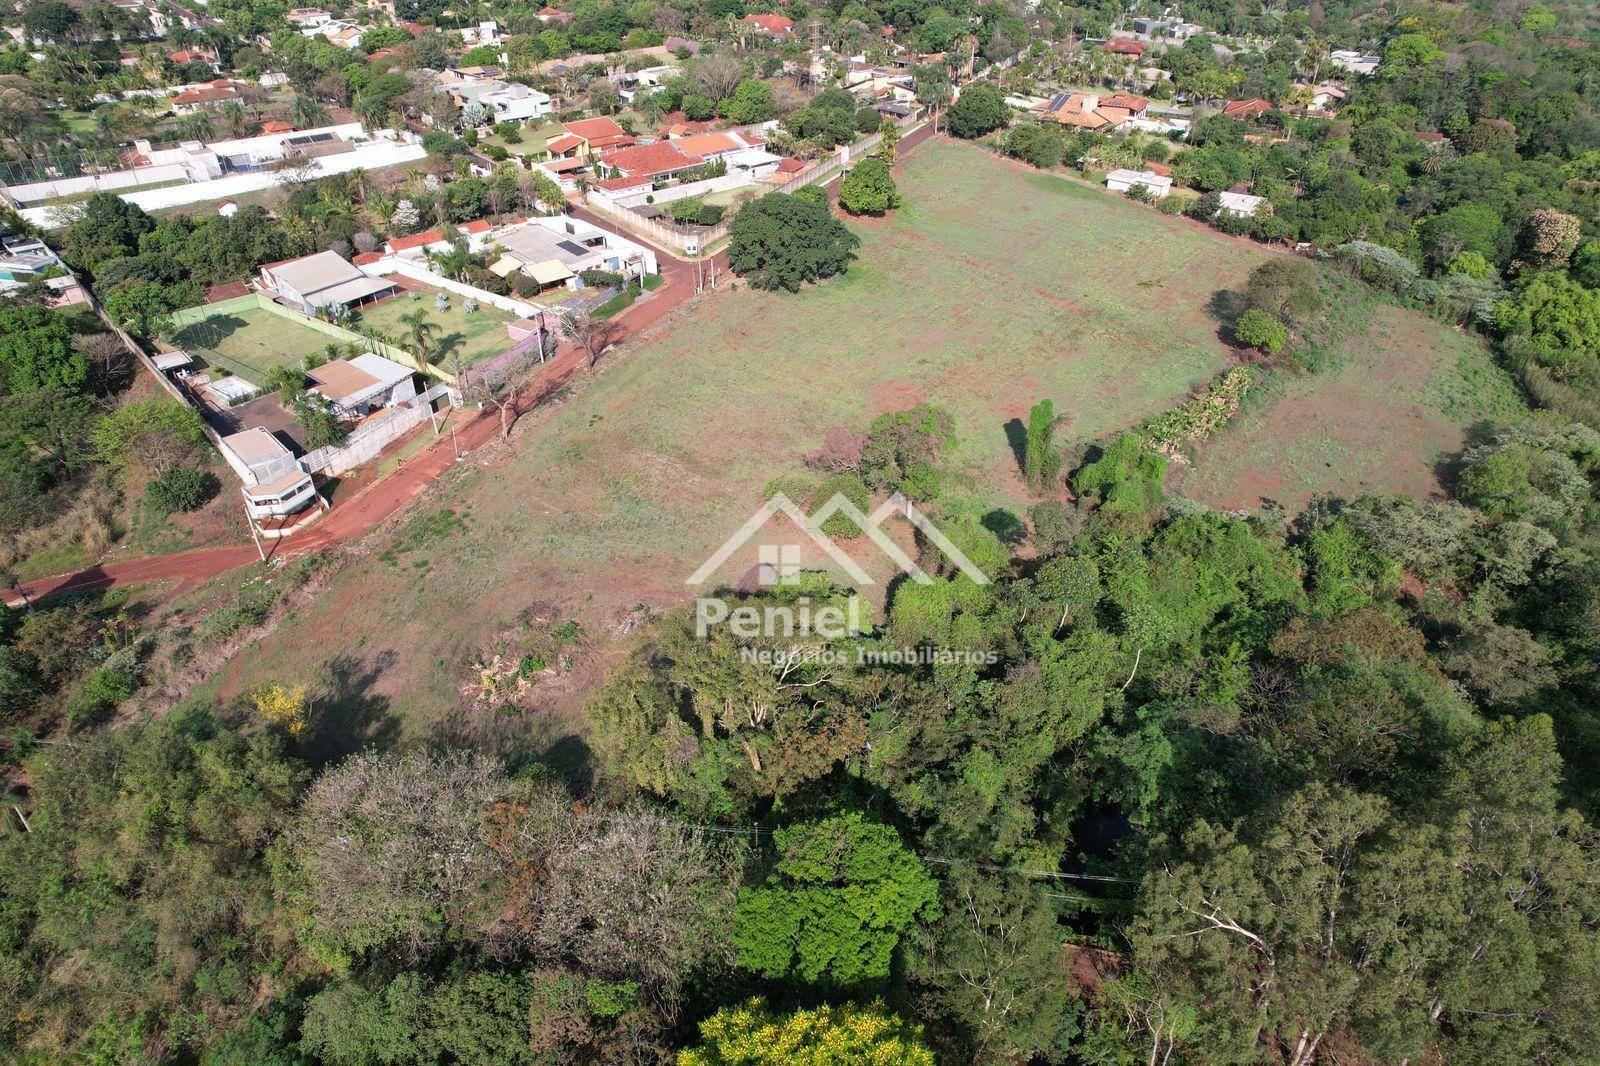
[1049,93,1071,111]
[556,240,587,256]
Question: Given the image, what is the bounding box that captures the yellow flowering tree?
[253,681,311,739]
[679,998,934,1065]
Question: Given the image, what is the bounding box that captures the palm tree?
[400,307,438,369]
[221,100,250,138]
[291,94,326,129]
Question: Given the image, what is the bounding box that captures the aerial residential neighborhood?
[1,0,1598,1061]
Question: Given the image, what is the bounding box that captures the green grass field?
[170,305,339,385]
[354,287,519,370]
[217,137,1274,736]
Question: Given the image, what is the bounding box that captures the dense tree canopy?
[728,193,861,293]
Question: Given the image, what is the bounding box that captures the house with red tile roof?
[738,13,794,35]
[382,229,453,257]
[168,47,217,65]
[1039,92,1148,131]
[767,157,807,184]
[546,116,636,159]
[1103,38,1147,57]
[171,80,248,114]
[259,120,294,134]
[596,140,704,182]
[667,131,756,159]
[1222,98,1274,120]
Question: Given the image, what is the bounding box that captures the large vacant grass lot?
[216,138,1457,743]
[1174,288,1526,511]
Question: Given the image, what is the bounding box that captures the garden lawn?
[169,305,337,385]
[354,287,520,370]
[217,137,1279,739]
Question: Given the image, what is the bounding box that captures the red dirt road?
[9,125,934,606]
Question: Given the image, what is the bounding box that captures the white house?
[1105,169,1172,198]
[286,7,332,27]
[459,20,501,46]
[1307,84,1347,111]
[487,215,659,289]
[218,427,320,521]
[1329,50,1381,76]
[260,251,399,314]
[306,353,417,417]
[1218,191,1266,217]
[479,82,552,122]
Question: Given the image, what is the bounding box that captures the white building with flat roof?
[260,251,400,314]
[218,428,319,520]
[480,83,552,123]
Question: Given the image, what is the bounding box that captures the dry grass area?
[217,140,1516,754]
[213,138,1271,745]
[1172,288,1526,511]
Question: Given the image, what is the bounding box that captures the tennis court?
[169,305,341,386]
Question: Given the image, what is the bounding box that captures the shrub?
[947,84,1009,139]
[1071,434,1167,522]
[1141,367,1255,454]
[763,473,818,503]
[67,665,137,728]
[809,472,871,538]
[578,268,623,287]
[1330,241,1420,291]
[839,157,901,216]
[146,465,218,515]
[1233,308,1287,354]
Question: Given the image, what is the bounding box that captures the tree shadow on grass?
[1206,289,1250,346]
[1433,419,1500,497]
[1003,417,1027,476]
[424,701,595,794]
[303,652,402,770]
[982,507,1026,546]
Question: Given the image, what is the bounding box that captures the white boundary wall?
[5,164,191,205]
[595,171,754,210]
[357,256,543,317]
[302,382,453,477]
[20,141,428,228]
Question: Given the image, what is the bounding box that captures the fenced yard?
[169,304,343,385]
[353,286,521,371]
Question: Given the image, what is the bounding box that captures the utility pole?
[451,424,461,460]
[245,498,267,563]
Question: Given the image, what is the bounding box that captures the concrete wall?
[358,256,542,318]
[6,163,190,205]
[21,140,428,228]
[598,171,754,210]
